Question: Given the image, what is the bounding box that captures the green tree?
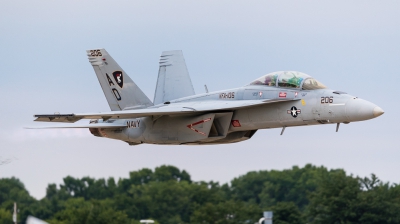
[153,165,191,183]
[307,170,360,223]
[266,202,303,224]
[3,164,400,224]
[306,172,400,224]
[114,165,214,223]
[190,200,261,224]
[0,177,37,223]
[231,164,328,209]
[355,175,400,224]
[128,180,192,223]
[0,208,13,224]
[48,198,130,224]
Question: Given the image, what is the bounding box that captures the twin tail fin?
[87,49,153,111]
[153,50,195,105]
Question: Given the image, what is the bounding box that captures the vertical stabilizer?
[153,50,195,105]
[87,49,153,111]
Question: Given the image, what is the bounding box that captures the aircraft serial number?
[219,92,235,99]
[90,49,102,57]
[321,96,333,104]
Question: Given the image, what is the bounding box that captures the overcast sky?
[1,1,399,199]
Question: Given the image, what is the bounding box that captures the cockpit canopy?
[248,71,327,90]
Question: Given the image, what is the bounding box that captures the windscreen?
[277,71,309,88]
[248,73,278,86]
[302,78,327,90]
[248,71,327,90]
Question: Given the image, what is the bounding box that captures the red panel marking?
[187,118,212,135]
[279,92,287,98]
[231,120,241,127]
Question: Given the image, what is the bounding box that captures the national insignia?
[287,106,301,118]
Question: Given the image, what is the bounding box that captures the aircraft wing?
[34,99,298,123]
[25,123,127,129]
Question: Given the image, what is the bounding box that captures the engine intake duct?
[203,112,233,141]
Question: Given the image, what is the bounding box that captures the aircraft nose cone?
[373,106,384,117]
[345,98,383,121]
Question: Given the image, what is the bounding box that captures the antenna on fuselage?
[204,85,209,93]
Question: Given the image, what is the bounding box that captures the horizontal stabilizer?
[25,123,126,129]
[34,114,79,123]
[34,98,299,123]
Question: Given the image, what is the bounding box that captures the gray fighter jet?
[32,49,384,145]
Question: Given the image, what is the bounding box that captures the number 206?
[321,96,333,104]
[90,49,102,57]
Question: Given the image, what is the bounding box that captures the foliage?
[47,198,130,224]
[230,164,328,209]
[1,165,400,223]
[307,172,400,224]
[266,202,304,224]
[191,200,261,224]
[0,177,37,222]
[0,208,13,224]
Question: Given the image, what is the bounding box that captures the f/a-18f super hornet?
[32,49,384,145]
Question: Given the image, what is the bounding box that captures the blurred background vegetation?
[1,164,400,224]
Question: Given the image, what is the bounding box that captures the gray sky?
[1,1,399,199]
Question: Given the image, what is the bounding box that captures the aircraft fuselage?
[91,85,382,145]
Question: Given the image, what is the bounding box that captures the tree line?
[1,164,400,224]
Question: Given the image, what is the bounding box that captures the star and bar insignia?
[287,106,301,118]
